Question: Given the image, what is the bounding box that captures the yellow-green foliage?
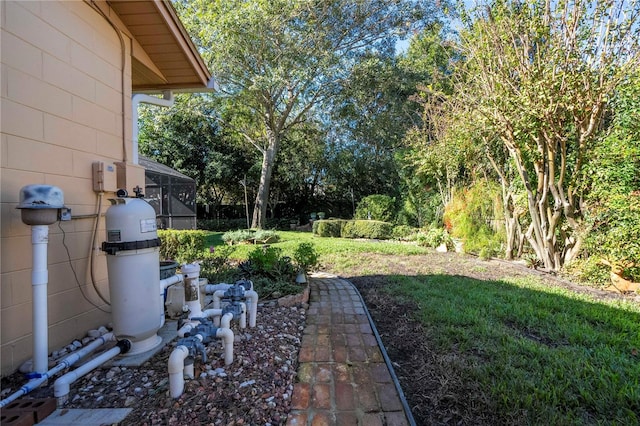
[444,181,505,256]
[158,230,208,263]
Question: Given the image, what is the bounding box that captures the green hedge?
[342,220,394,240]
[313,219,348,237]
[313,219,394,239]
[158,230,208,263]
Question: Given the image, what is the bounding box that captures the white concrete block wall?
[0,0,136,376]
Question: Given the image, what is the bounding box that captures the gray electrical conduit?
[342,277,418,426]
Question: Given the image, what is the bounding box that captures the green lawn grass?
[206,230,640,423]
[210,230,430,264]
[386,273,640,424]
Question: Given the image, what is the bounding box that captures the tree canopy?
[173,0,444,227]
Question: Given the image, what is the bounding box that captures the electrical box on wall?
[92,161,118,193]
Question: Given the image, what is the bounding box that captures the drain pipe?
[0,333,115,408]
[16,185,66,377]
[54,339,131,406]
[31,225,50,375]
[132,91,174,165]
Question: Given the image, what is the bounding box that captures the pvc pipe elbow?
[216,328,234,365]
[160,274,183,290]
[177,322,197,338]
[168,346,189,399]
[212,290,226,309]
[168,346,189,374]
[220,313,233,330]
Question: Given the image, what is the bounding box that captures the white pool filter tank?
[102,197,163,355]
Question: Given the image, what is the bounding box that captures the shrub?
[221,229,280,245]
[222,229,254,245]
[253,229,280,244]
[342,220,393,240]
[581,74,640,283]
[313,219,347,237]
[391,225,417,240]
[242,246,297,281]
[293,242,319,272]
[355,194,396,222]
[416,227,451,248]
[199,245,236,284]
[158,230,207,263]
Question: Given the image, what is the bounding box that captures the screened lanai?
[140,156,196,230]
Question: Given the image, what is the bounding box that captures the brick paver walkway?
[286,274,410,426]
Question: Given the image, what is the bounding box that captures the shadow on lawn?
[350,273,640,426]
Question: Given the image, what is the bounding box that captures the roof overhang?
[107,0,213,92]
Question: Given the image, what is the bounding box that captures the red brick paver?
[286,275,410,426]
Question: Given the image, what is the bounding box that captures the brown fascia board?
[154,0,212,88]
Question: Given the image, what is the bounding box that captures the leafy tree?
[456,0,640,271]
[583,72,640,281]
[355,194,397,222]
[138,94,256,208]
[174,0,442,228]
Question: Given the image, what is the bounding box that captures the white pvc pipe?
[168,345,189,398]
[220,312,234,330]
[211,290,257,328]
[186,300,202,319]
[212,290,225,310]
[239,302,247,329]
[202,308,223,319]
[54,341,127,404]
[0,333,115,408]
[160,274,183,290]
[217,328,234,365]
[184,358,194,380]
[204,283,233,294]
[245,290,259,328]
[177,322,197,338]
[132,92,174,165]
[168,328,235,399]
[31,225,50,375]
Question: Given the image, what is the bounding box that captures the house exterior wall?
[0,0,145,376]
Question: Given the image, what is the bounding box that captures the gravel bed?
[1,302,306,426]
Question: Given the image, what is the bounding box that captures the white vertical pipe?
[31,225,50,375]
[245,290,259,328]
[132,92,173,165]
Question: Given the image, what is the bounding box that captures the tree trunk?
[251,133,279,229]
